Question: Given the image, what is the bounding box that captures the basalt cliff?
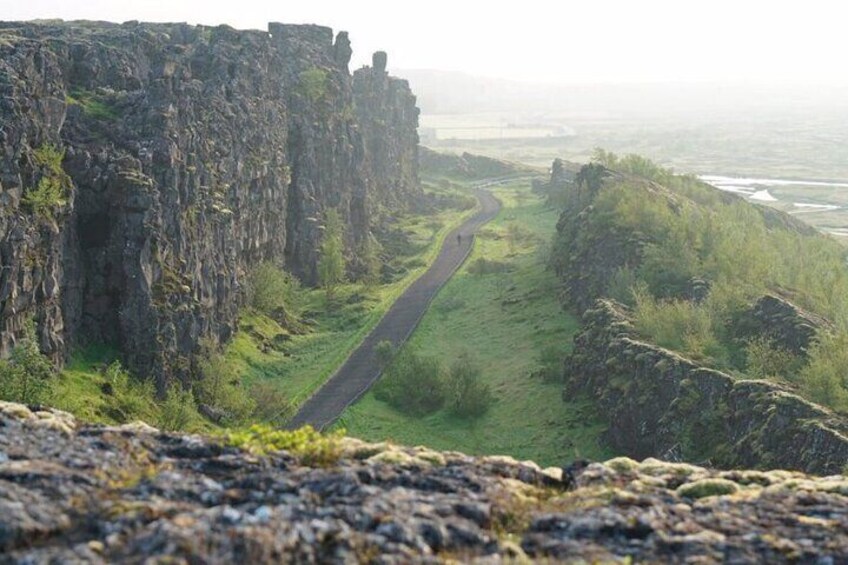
[0,20,420,387]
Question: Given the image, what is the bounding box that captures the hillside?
[547,154,848,474]
[4,400,848,563]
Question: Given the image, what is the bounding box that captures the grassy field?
[336,182,612,467]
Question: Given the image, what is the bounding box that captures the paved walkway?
[288,189,501,430]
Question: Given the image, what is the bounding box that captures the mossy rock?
[676,478,739,499]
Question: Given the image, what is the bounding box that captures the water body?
[700,174,847,210]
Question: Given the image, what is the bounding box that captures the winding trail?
[288,188,502,430]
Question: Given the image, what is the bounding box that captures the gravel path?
[288,189,501,430]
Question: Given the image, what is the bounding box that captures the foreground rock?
[1,402,847,563]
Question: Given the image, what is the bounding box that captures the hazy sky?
[2,0,846,84]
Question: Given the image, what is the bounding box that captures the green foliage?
[297,68,330,102]
[22,144,71,220]
[194,340,256,425]
[157,384,197,431]
[446,353,493,418]
[0,321,54,405]
[744,337,803,382]
[247,380,294,426]
[318,208,346,300]
[248,262,304,321]
[66,88,119,121]
[374,347,445,416]
[559,151,848,411]
[798,334,848,412]
[101,361,156,422]
[225,424,344,466]
[358,234,384,288]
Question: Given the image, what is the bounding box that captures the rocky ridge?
[0,20,421,386]
[565,299,848,475]
[2,400,848,563]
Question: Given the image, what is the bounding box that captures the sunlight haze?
[2,0,845,84]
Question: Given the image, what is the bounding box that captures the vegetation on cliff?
[552,150,848,413]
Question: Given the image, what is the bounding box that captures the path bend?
[288,188,501,430]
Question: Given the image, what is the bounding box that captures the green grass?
[336,183,612,467]
[223,190,478,410]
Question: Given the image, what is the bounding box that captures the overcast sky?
[2,0,845,85]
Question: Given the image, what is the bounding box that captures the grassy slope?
[337,183,612,467]
[222,188,477,411]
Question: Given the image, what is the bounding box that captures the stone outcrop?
[353,51,421,213]
[0,20,421,385]
[735,294,832,356]
[3,400,848,563]
[565,300,848,475]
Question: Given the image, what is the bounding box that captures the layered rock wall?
[565,300,848,475]
[0,21,421,385]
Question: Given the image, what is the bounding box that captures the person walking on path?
[457,233,462,246]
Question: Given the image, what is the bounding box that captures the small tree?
[0,321,54,405]
[374,347,445,416]
[359,234,383,288]
[249,261,303,325]
[447,353,493,418]
[318,209,346,300]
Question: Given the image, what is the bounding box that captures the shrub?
[799,334,848,413]
[297,68,329,102]
[225,424,344,466]
[318,209,346,300]
[744,336,803,382]
[0,321,54,405]
[248,262,303,323]
[374,340,396,369]
[157,384,197,431]
[102,361,156,422]
[248,380,294,425]
[446,353,493,418]
[23,144,71,220]
[194,341,256,425]
[374,347,445,416]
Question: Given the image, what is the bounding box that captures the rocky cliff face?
[0,20,421,385]
[3,400,848,563]
[565,300,848,475]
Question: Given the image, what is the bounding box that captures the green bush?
[23,144,71,220]
[102,361,156,422]
[446,353,493,418]
[0,321,54,405]
[157,384,197,431]
[297,68,330,102]
[194,341,256,425]
[744,337,803,382]
[248,262,303,322]
[798,334,848,412]
[248,380,294,426]
[374,347,445,416]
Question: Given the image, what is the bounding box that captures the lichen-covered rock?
[0,20,421,385]
[565,299,848,475]
[1,402,847,563]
